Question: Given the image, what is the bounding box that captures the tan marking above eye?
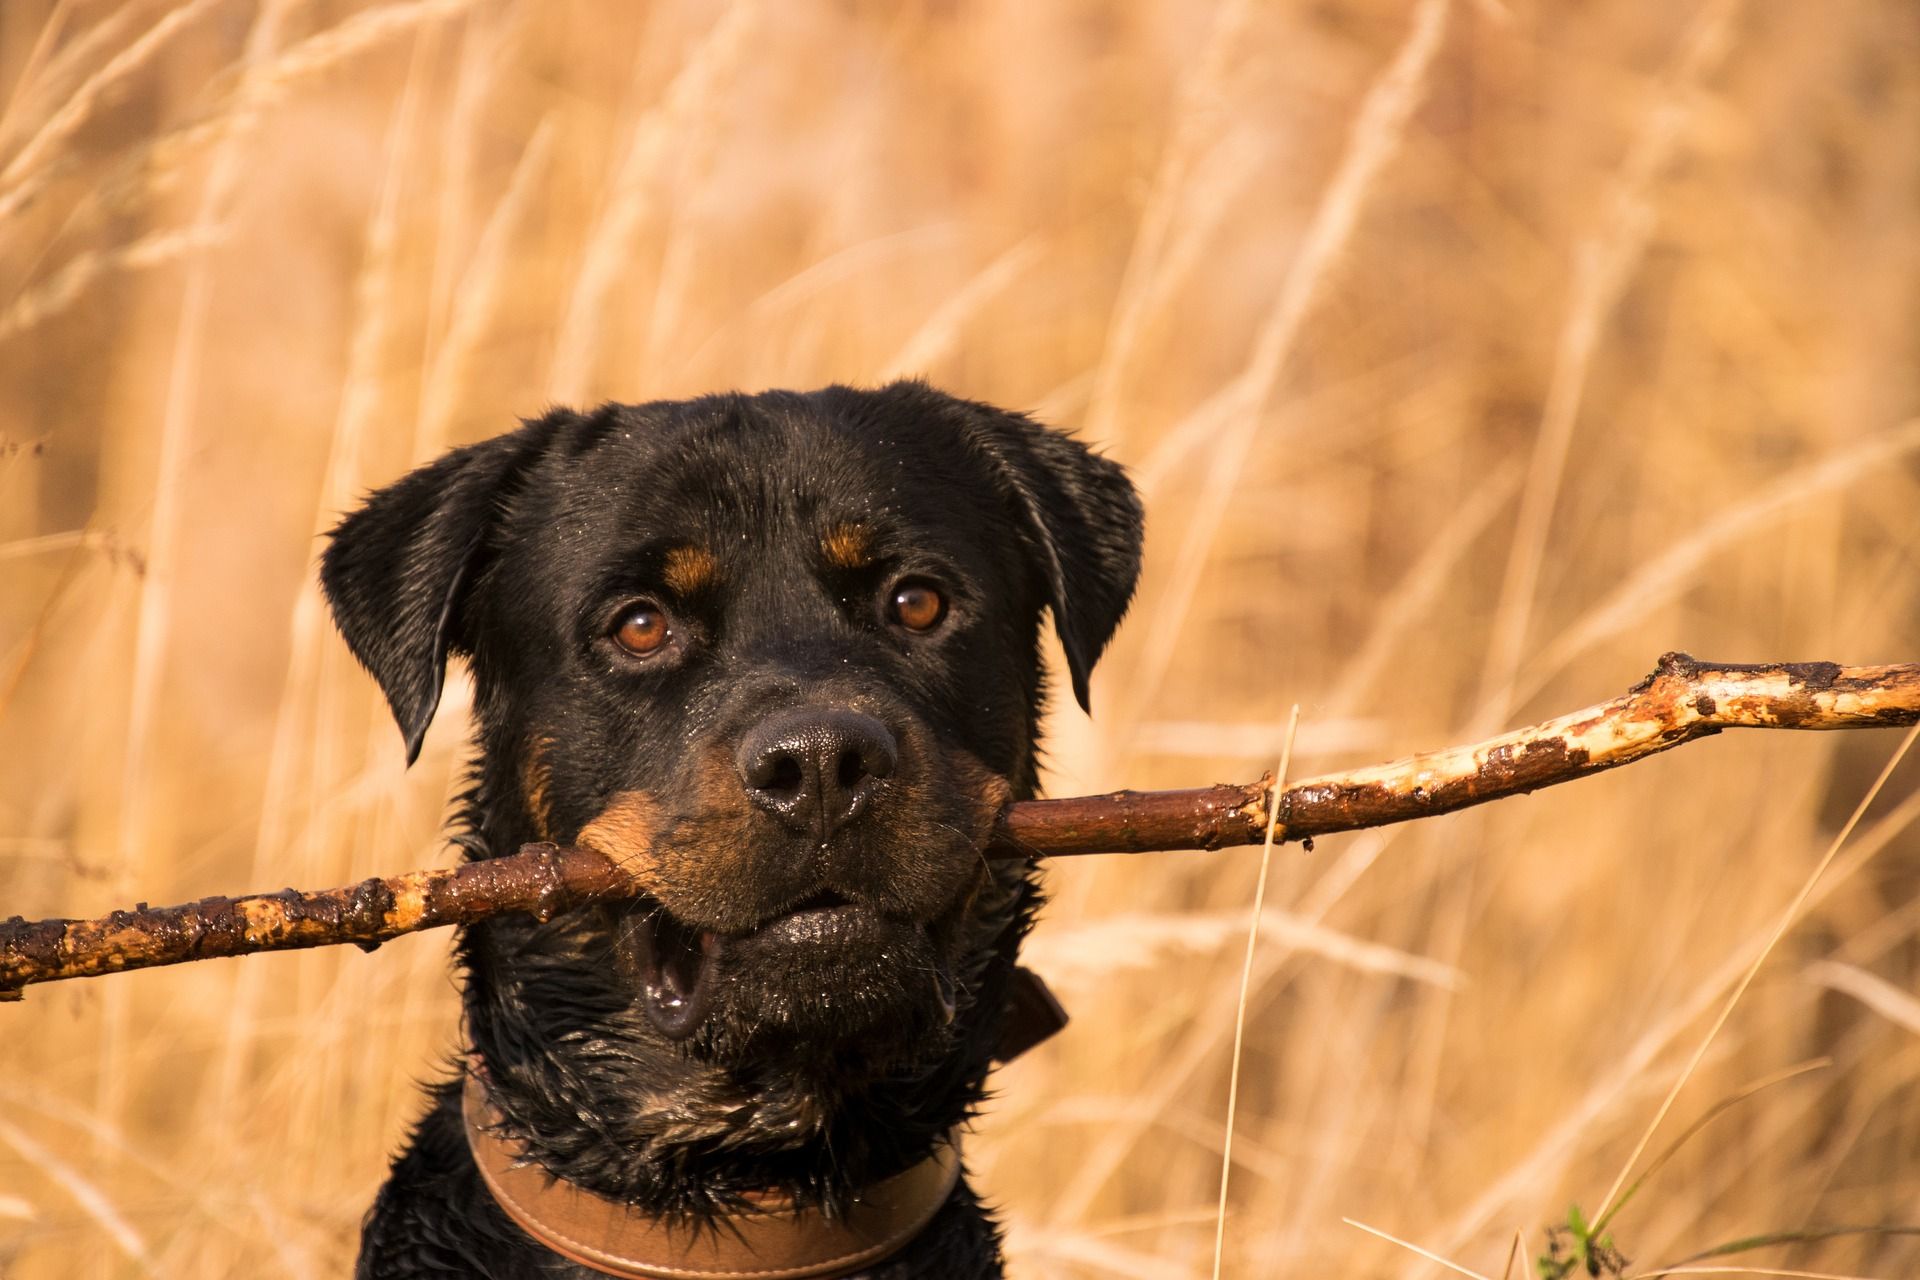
[822,523,872,570]
[614,602,673,656]
[660,545,718,596]
[889,581,946,632]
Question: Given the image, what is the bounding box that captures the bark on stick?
[5,653,1915,999]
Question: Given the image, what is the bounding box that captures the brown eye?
[888,581,947,632]
[613,602,672,656]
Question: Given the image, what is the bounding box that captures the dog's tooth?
[933,964,957,1025]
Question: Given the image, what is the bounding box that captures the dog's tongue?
[633,910,720,1040]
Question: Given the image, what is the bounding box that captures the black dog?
[322,382,1142,1278]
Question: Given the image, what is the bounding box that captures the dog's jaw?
[561,746,1014,1063]
[631,899,955,1051]
[456,834,1039,1221]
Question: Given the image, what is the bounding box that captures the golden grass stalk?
[0,1115,145,1266]
[1801,961,1920,1037]
[1345,1215,1494,1279]
[1474,0,1744,730]
[0,227,224,343]
[544,0,760,404]
[94,0,302,1165]
[880,236,1046,381]
[1080,0,1258,451]
[1120,0,1451,726]
[0,0,224,227]
[1212,706,1298,1278]
[1591,721,1920,1226]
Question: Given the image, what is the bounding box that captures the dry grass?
[1,2,1918,1276]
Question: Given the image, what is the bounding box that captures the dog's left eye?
[612,602,673,657]
[886,580,947,633]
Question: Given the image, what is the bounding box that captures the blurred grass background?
[1,0,1918,1275]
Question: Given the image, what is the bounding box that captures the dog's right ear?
[320,418,560,765]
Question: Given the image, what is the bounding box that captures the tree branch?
[5,653,1916,999]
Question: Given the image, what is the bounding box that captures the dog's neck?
[462,1061,972,1279]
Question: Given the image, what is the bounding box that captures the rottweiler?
[322,381,1142,1279]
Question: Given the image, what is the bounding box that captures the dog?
[321,381,1142,1278]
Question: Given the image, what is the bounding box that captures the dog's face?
[322,383,1140,1076]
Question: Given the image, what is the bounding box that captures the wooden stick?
[5,653,1916,999]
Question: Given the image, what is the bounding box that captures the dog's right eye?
[612,602,673,657]
[886,580,947,633]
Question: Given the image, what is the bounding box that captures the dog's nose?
[737,709,898,839]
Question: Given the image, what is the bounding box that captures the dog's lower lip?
[634,899,930,1036]
[756,901,878,944]
[737,905,955,1024]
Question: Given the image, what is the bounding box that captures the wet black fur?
[323,382,1143,1279]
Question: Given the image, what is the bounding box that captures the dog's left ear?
[932,388,1144,713]
[320,418,560,765]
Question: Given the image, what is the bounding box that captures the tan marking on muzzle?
[522,737,556,840]
[661,544,719,596]
[577,791,665,885]
[946,750,1014,838]
[970,769,1014,815]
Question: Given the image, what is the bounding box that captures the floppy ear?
[942,391,1144,713]
[320,420,558,765]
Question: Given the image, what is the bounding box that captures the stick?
[5,653,1916,999]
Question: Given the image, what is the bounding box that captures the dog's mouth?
[623,889,957,1041]
[627,907,723,1040]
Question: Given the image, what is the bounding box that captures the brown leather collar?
[462,1067,963,1280]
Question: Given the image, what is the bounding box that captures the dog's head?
[322,382,1140,1079]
